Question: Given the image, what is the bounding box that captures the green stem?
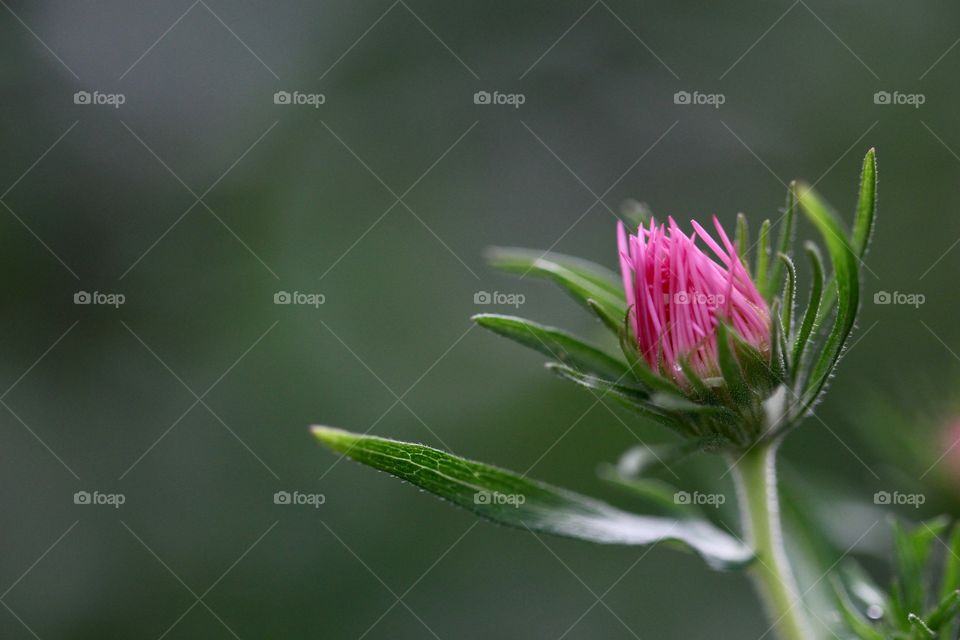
[731,441,813,640]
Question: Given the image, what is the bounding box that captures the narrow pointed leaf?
[792,242,825,383]
[755,219,771,297]
[770,300,790,382]
[940,526,960,601]
[893,518,946,618]
[485,247,625,318]
[926,590,960,631]
[852,149,877,259]
[832,578,886,640]
[768,182,798,291]
[796,184,860,409]
[545,363,694,433]
[312,426,755,570]
[596,470,698,518]
[778,253,796,342]
[473,313,628,379]
[736,213,750,267]
[546,362,649,404]
[587,298,624,337]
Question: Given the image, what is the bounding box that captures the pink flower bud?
[618,217,771,381]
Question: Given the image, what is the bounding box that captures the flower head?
[617,217,770,382]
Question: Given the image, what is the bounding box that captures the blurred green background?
[1,1,959,637]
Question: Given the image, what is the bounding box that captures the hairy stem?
[731,441,813,640]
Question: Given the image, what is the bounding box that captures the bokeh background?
[1,1,959,638]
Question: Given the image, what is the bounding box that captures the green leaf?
[833,576,886,640]
[839,560,887,616]
[736,212,750,267]
[926,590,960,632]
[545,362,649,404]
[893,519,947,618]
[587,298,623,337]
[485,247,626,319]
[755,219,771,298]
[852,148,877,259]
[596,469,694,518]
[770,300,791,383]
[545,363,695,434]
[940,526,960,601]
[791,242,825,384]
[768,182,798,294]
[312,426,755,570]
[795,183,861,410]
[472,313,628,379]
[778,253,796,343]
